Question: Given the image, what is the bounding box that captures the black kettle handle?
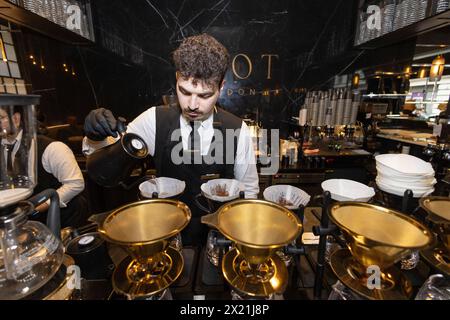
[27,189,61,239]
[194,193,213,214]
[116,117,127,136]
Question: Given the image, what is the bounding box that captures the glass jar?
[0,203,64,300]
[0,95,40,209]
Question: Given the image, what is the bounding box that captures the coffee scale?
[201,199,303,299]
[0,94,77,300]
[327,202,435,300]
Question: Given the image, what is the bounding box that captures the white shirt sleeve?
[81,107,259,197]
[234,121,259,198]
[126,107,156,157]
[41,142,85,208]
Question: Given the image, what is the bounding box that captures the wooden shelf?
[0,0,93,45]
[355,9,450,49]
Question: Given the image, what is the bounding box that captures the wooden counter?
[377,129,436,147]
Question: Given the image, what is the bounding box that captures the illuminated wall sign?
[227,53,280,97]
[231,53,279,80]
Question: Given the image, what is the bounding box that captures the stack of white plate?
[375,154,436,197]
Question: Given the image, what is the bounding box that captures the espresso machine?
[299,88,362,150]
[0,94,75,300]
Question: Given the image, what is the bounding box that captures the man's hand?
[84,108,118,141]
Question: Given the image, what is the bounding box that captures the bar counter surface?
[377,128,436,147]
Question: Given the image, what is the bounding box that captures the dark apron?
[159,131,234,246]
[154,106,242,246]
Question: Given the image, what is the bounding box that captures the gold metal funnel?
[419,196,450,277]
[420,197,450,222]
[90,199,191,298]
[420,196,450,250]
[201,199,302,264]
[201,199,302,297]
[329,202,435,270]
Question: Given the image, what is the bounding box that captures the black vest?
[153,106,242,245]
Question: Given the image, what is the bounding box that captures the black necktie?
[188,121,201,164]
[5,141,16,174]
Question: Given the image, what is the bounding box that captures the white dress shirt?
[41,141,85,207]
[83,107,260,198]
[2,132,85,208]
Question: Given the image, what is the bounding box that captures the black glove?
[84,108,118,141]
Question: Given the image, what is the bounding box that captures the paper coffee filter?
[139,177,185,199]
[200,179,244,202]
[321,179,375,202]
[263,185,311,209]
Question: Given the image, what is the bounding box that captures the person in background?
[0,107,87,227]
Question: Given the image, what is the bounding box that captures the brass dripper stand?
[89,199,191,299]
[201,199,303,298]
[328,202,435,300]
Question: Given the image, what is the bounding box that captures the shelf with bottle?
[355,0,450,49]
[363,93,409,99]
[0,0,94,45]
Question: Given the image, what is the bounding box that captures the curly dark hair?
[173,34,230,89]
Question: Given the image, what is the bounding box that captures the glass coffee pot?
[0,196,64,300]
[0,95,39,208]
[0,95,64,300]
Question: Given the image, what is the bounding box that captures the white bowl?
[376,179,434,198]
[200,179,245,202]
[139,177,185,199]
[263,185,311,209]
[376,178,435,193]
[375,154,434,176]
[376,171,436,185]
[376,163,435,179]
[376,174,437,189]
[321,179,375,202]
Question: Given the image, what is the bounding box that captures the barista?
[83,33,259,245]
[0,107,87,227]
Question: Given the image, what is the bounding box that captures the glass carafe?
[0,95,40,208]
[0,201,64,300]
[0,94,64,300]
